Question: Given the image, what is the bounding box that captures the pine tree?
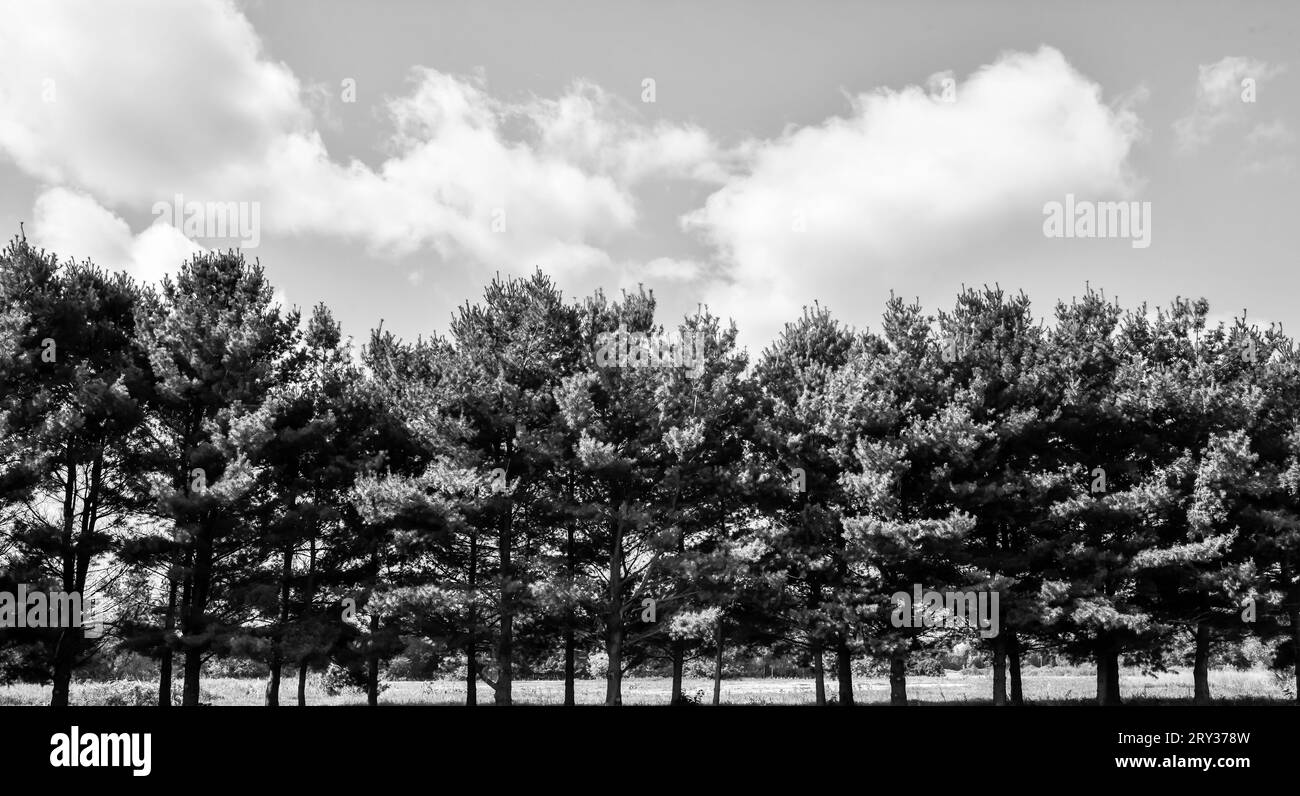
[0,236,150,705]
[932,286,1055,705]
[1036,289,1179,704]
[1192,320,1300,701]
[554,286,694,704]
[627,308,753,703]
[443,271,585,704]
[125,250,298,706]
[236,304,399,705]
[831,294,982,705]
[1108,301,1254,703]
[751,302,857,704]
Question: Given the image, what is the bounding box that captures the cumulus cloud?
[526,81,734,184]
[0,0,307,205]
[0,3,1159,353]
[683,46,1146,346]
[256,71,640,270]
[30,188,200,284]
[1172,56,1286,152]
[0,0,725,276]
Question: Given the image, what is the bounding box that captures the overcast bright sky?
[1,0,1295,354]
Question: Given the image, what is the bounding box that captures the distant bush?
[322,662,388,698]
[71,680,210,706]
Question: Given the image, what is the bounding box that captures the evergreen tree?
[0,236,150,704]
[125,250,298,706]
[751,303,857,704]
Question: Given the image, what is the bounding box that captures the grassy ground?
[1,667,1291,705]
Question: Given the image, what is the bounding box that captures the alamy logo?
[594,323,705,379]
[49,726,151,777]
[1042,194,1151,249]
[890,584,1000,639]
[0,584,101,638]
[152,194,261,248]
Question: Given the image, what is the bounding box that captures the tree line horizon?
[2,230,1298,708]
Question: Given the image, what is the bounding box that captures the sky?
[0,0,1295,357]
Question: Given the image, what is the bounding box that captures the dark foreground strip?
[0,704,1287,787]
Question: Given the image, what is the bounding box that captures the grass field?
[1,667,1292,705]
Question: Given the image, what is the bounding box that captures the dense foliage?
[2,234,1298,706]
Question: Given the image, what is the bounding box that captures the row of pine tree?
[2,233,1298,706]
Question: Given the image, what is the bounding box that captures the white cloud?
[0,4,1167,353]
[526,81,733,184]
[30,188,199,284]
[254,74,639,271]
[0,0,306,206]
[0,0,726,277]
[683,46,1146,346]
[1172,56,1286,152]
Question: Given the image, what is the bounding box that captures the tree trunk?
[178,421,209,708]
[465,639,477,707]
[809,580,826,705]
[1008,629,1023,705]
[495,497,513,705]
[50,631,76,708]
[712,614,724,705]
[834,631,854,705]
[495,612,513,705]
[812,639,826,706]
[50,451,78,708]
[182,514,213,707]
[671,639,685,704]
[159,577,178,707]
[59,446,77,593]
[266,544,292,707]
[466,529,478,706]
[889,649,908,705]
[604,507,625,706]
[1095,637,1122,705]
[182,645,203,707]
[266,659,281,707]
[367,608,380,707]
[1193,619,1211,705]
[563,508,576,707]
[563,625,576,707]
[297,536,316,707]
[180,619,202,706]
[51,449,94,708]
[669,499,686,705]
[992,633,1008,706]
[830,512,855,706]
[605,618,623,706]
[164,420,197,709]
[52,451,104,708]
[74,454,102,593]
[178,559,193,705]
[1290,598,1300,705]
